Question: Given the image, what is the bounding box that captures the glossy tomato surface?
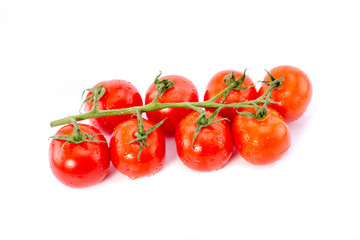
[84,80,143,135]
[49,124,110,188]
[204,70,257,124]
[175,111,233,172]
[145,75,199,135]
[110,118,166,179]
[232,107,291,165]
[258,65,312,122]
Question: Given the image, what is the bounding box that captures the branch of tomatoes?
[49,65,313,187]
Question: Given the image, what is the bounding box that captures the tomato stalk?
[50,71,282,128]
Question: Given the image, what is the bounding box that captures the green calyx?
[237,102,268,120]
[79,84,106,112]
[49,119,106,150]
[154,71,174,99]
[127,111,166,159]
[192,107,229,147]
[222,69,254,103]
[260,70,284,89]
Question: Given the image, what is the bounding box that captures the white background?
[1,0,360,239]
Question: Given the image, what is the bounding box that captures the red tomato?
[258,65,312,122]
[204,70,257,124]
[49,124,110,188]
[84,80,143,135]
[145,75,199,135]
[175,111,233,172]
[232,107,291,165]
[110,118,166,179]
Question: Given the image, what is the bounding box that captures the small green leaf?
[79,85,106,112]
[144,118,166,135]
[154,73,174,99]
[195,111,207,125]
[234,68,247,89]
[137,142,144,160]
[221,90,231,103]
[192,125,203,148]
[207,106,223,123]
[223,72,236,86]
[258,80,272,86]
[191,108,229,148]
[127,135,147,144]
[265,69,276,82]
[236,111,257,119]
[49,134,72,141]
[154,71,163,84]
[97,85,106,100]
[210,118,229,125]
[238,85,254,91]
[221,69,249,103]
[127,115,167,159]
[86,133,107,144]
[223,72,233,82]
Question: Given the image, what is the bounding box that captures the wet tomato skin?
[204,70,257,124]
[110,118,166,179]
[175,111,233,172]
[145,75,199,136]
[258,65,312,122]
[232,107,291,165]
[84,80,143,135]
[49,124,110,188]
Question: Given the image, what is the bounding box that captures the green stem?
[50,79,280,128]
[52,99,259,127]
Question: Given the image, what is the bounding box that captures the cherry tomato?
[84,80,143,135]
[175,111,233,172]
[232,107,291,165]
[49,124,110,188]
[258,65,312,122]
[204,70,257,124]
[110,118,166,179]
[145,75,199,135]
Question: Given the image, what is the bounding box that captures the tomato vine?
[49,66,312,186]
[50,70,282,128]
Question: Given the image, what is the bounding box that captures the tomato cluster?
[49,65,312,188]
